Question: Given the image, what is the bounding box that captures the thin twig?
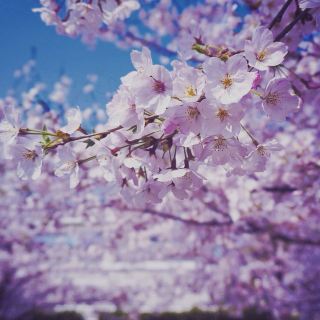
[268,0,294,29]
[275,9,309,41]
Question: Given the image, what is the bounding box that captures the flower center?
[221,74,233,89]
[257,145,269,157]
[213,136,227,151]
[23,149,37,161]
[216,108,230,122]
[256,50,267,61]
[152,78,166,94]
[62,160,76,172]
[265,92,280,106]
[185,85,197,97]
[186,106,200,120]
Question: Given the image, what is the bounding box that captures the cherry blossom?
[201,101,245,137]
[163,100,208,136]
[60,107,82,135]
[8,137,43,180]
[54,146,80,188]
[125,64,173,115]
[262,78,301,121]
[154,169,203,200]
[299,0,320,9]
[172,62,206,103]
[246,140,283,172]
[244,27,288,71]
[204,55,256,104]
[0,106,20,144]
[198,135,246,167]
[101,0,140,25]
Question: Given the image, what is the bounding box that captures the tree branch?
[268,0,294,29]
[275,9,310,41]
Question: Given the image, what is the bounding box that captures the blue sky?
[0,0,134,104]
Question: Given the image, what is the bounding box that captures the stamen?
[216,108,230,122]
[61,161,76,173]
[23,149,37,161]
[186,106,200,120]
[256,50,267,62]
[221,74,233,89]
[185,85,197,97]
[152,78,166,94]
[257,145,269,157]
[213,136,227,151]
[265,92,280,106]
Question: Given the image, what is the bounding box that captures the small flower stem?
[69,125,123,142]
[78,156,97,165]
[125,131,161,145]
[250,89,264,98]
[45,125,123,151]
[19,128,57,137]
[241,124,259,147]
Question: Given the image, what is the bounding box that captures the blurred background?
[0,0,132,105]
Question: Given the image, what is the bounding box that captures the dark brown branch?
[272,233,320,246]
[46,125,123,150]
[263,185,297,193]
[131,207,233,227]
[268,0,294,29]
[275,9,310,41]
[239,219,320,246]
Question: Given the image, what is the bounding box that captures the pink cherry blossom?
[0,105,20,144]
[172,63,206,103]
[262,78,301,121]
[130,46,153,74]
[299,0,320,9]
[246,140,283,172]
[155,169,203,200]
[162,100,209,136]
[54,146,80,188]
[107,86,145,134]
[101,0,140,25]
[204,55,256,104]
[198,135,246,166]
[201,100,245,137]
[244,26,288,71]
[123,62,173,115]
[8,137,43,180]
[60,107,82,134]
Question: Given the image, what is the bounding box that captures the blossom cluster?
[33,0,320,59]
[1,23,302,204]
[33,0,140,44]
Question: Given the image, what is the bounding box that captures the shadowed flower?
[262,78,301,121]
